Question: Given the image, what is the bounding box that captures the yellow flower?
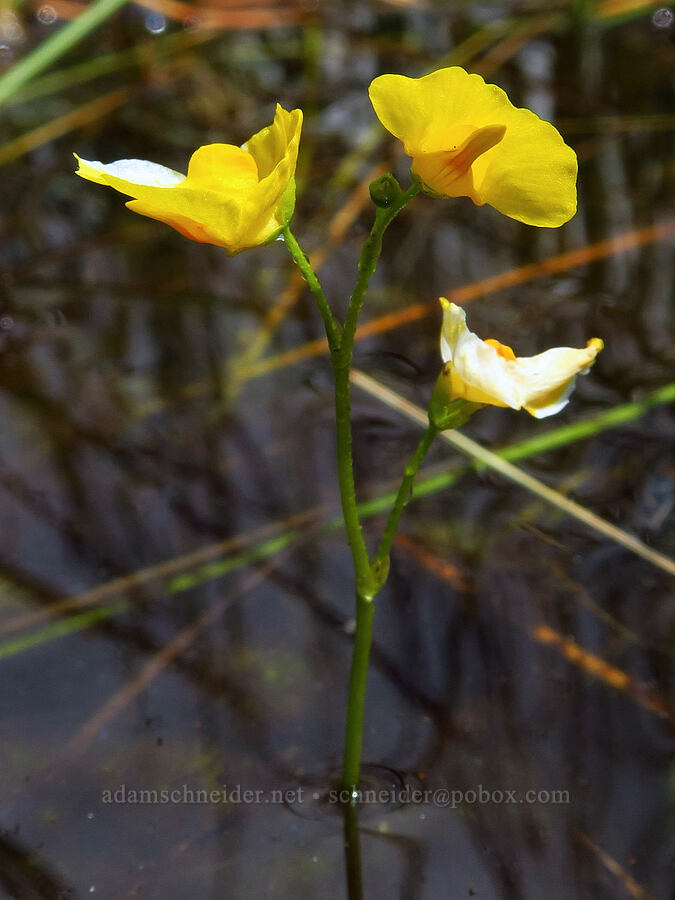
[369,67,577,226]
[74,104,302,255]
[438,299,603,418]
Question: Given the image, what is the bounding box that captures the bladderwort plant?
[75,65,603,801]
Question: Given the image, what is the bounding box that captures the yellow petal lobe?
[186,144,259,191]
[448,367,510,407]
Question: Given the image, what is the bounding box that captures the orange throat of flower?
[485,338,517,361]
[412,123,507,198]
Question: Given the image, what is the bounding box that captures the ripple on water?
[284,763,421,821]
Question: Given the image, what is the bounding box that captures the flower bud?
[369,173,402,208]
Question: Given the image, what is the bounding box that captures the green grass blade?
[1,382,672,659]
[0,0,130,108]
[0,602,128,661]
[495,382,675,463]
[351,371,675,577]
[168,533,296,593]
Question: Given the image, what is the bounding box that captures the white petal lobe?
[79,157,185,187]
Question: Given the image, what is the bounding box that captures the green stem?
[282,226,341,351]
[338,178,420,794]
[342,592,375,795]
[0,0,131,108]
[333,179,421,592]
[372,424,438,570]
[342,181,420,351]
[343,783,364,900]
[333,355,372,587]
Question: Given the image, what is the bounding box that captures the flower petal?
[513,340,604,417]
[125,190,279,255]
[439,299,603,417]
[245,104,302,176]
[369,67,577,226]
[469,112,577,226]
[369,68,510,156]
[244,104,303,226]
[74,155,185,188]
[125,199,235,246]
[440,300,522,407]
[411,123,506,201]
[186,144,259,191]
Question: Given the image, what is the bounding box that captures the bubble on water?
[144,11,166,34]
[0,315,14,330]
[653,7,673,27]
[37,5,58,25]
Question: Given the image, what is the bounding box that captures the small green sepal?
[428,364,483,431]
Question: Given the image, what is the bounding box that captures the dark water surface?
[0,2,673,898]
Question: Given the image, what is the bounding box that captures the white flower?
[439,299,603,418]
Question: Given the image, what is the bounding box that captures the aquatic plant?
[75,64,602,800]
